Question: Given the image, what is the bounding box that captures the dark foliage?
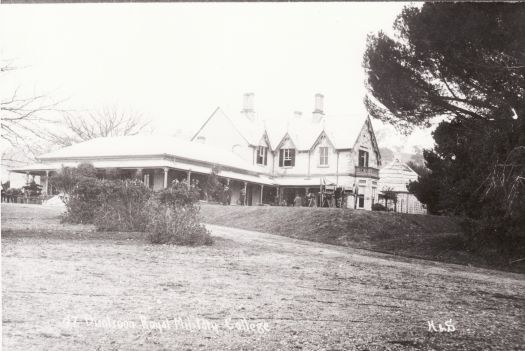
[364,3,525,254]
[62,167,211,246]
[204,164,224,202]
[146,202,212,246]
[22,180,43,196]
[372,203,387,211]
[50,162,97,199]
[364,3,525,131]
[381,188,398,210]
[157,180,200,208]
[65,177,105,224]
[147,181,212,245]
[94,179,152,232]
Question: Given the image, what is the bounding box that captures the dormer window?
[256,146,268,165]
[319,146,329,166]
[279,148,295,167]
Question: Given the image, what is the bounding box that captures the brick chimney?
[241,92,255,121]
[312,93,325,123]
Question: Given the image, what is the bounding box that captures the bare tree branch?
[44,106,152,147]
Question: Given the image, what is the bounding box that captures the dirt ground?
[2,203,524,350]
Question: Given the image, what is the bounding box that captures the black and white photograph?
[1,1,524,350]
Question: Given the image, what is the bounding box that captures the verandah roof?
[37,135,261,173]
[10,159,276,186]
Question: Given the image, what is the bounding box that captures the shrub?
[157,180,200,208]
[94,179,152,232]
[50,163,97,200]
[76,163,97,178]
[147,181,212,245]
[204,165,224,202]
[146,201,212,246]
[372,203,387,211]
[65,177,105,223]
[62,172,212,246]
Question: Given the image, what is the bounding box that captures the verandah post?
[163,168,169,188]
[44,170,50,195]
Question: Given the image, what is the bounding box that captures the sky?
[1,2,434,183]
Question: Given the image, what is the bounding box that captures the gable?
[190,108,252,158]
[192,108,248,143]
[354,118,381,157]
[311,131,335,151]
[276,133,296,150]
[258,132,272,149]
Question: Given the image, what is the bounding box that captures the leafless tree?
[1,61,150,172]
[45,106,152,147]
[1,61,64,170]
[1,77,61,147]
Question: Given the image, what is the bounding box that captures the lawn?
[2,203,524,350]
[200,204,525,273]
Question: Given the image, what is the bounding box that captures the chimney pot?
[241,93,255,121]
[312,93,325,123]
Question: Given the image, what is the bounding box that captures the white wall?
[310,136,339,175]
[193,109,253,162]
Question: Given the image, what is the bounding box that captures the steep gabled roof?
[193,106,379,155]
[323,115,369,150]
[310,130,336,151]
[191,107,266,147]
[271,114,372,152]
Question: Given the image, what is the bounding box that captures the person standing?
[293,193,302,207]
[239,187,246,206]
[307,191,316,207]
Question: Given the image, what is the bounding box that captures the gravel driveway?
[2,204,524,350]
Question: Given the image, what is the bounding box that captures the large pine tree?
[364,3,525,249]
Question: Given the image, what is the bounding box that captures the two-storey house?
[11,93,382,210]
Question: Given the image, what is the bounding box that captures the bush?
[94,179,152,232]
[65,177,105,223]
[157,181,200,208]
[204,165,224,202]
[146,181,212,245]
[62,171,212,246]
[372,203,387,211]
[146,201,212,246]
[50,163,97,199]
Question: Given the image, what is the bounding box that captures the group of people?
[1,181,43,203]
[288,188,347,208]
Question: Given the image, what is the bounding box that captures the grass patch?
[200,204,524,273]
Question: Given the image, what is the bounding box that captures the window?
[256,146,268,165]
[143,174,150,187]
[358,150,369,167]
[279,148,295,167]
[319,147,329,166]
[358,194,365,208]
